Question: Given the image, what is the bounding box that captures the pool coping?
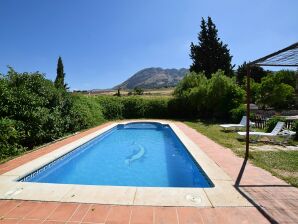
[0,120,252,207]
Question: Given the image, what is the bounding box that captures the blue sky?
[0,0,297,90]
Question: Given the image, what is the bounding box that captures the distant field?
[78,88,175,97]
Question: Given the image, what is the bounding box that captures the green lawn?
[185,120,298,187]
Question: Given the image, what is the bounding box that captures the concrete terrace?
[0,121,297,223]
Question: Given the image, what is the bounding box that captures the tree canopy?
[190,17,234,78]
[236,61,269,84]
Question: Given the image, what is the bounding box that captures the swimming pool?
[19,122,213,188]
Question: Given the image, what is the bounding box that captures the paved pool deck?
[0,121,297,223]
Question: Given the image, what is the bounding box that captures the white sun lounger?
[278,129,296,143]
[220,116,254,131]
[237,121,294,143]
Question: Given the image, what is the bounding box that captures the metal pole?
[235,66,251,186]
[245,66,251,159]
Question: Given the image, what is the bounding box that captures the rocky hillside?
[113,67,188,89]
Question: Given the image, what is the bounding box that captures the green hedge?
[95,96,124,119]
[95,96,171,119]
[143,98,169,118]
[94,95,197,120]
[69,94,105,132]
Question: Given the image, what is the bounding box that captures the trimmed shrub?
[95,96,123,119]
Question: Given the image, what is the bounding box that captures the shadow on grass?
[180,118,219,126]
[219,129,241,133]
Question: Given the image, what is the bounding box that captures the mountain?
[113,67,188,89]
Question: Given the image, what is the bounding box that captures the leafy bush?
[0,68,105,160]
[229,104,246,123]
[174,72,207,118]
[206,71,245,119]
[174,70,245,120]
[174,72,206,97]
[256,71,296,110]
[69,95,105,132]
[241,79,260,104]
[0,68,72,147]
[0,118,25,160]
[133,87,144,95]
[266,116,286,132]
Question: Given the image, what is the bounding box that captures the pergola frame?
[235,42,298,187]
[244,42,298,159]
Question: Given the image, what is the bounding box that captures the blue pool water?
[20,122,213,188]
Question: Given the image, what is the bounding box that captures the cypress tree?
[190,17,234,78]
[54,56,66,89]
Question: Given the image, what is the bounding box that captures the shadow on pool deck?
[177,122,298,224]
[234,157,279,223]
